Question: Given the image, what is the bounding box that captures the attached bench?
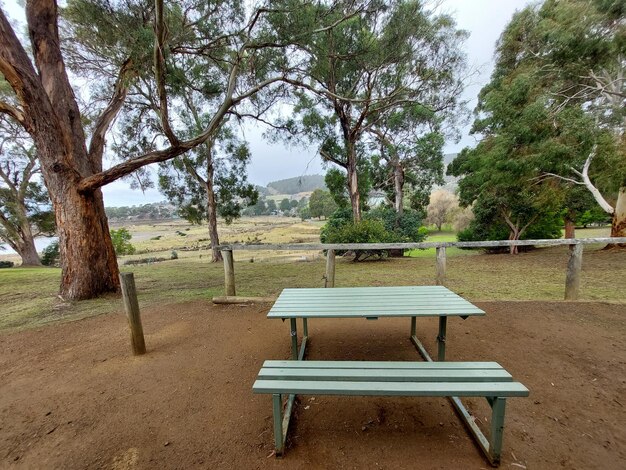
[253,360,529,466]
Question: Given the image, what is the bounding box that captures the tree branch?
[581,147,614,214]
[88,58,135,165]
[153,0,179,145]
[0,101,26,126]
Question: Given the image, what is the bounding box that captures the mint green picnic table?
[267,285,486,362]
[264,286,515,464]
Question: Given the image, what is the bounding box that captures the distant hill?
[266,175,326,195]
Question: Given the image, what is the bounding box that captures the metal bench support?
[411,328,507,467]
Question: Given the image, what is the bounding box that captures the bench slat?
[259,368,512,382]
[262,360,503,370]
[252,380,530,397]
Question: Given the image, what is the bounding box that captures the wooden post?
[565,243,583,300]
[119,272,146,355]
[436,246,446,285]
[223,249,235,296]
[325,249,336,288]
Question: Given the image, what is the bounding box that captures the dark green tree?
[308,189,337,220]
[279,198,292,212]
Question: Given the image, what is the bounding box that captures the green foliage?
[0,260,14,269]
[105,203,177,221]
[320,206,427,258]
[279,198,292,212]
[274,1,468,219]
[578,208,612,228]
[266,199,277,213]
[298,205,311,221]
[454,0,625,236]
[41,242,60,267]
[267,175,326,194]
[323,219,394,244]
[457,194,562,251]
[308,189,337,219]
[170,250,178,260]
[366,207,428,243]
[324,167,371,211]
[158,126,258,226]
[110,228,136,256]
[0,116,55,263]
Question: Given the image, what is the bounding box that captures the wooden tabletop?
[267,286,485,319]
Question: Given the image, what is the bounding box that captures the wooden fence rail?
[218,237,626,301]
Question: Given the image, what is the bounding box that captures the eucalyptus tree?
[368,106,446,216]
[451,2,624,249]
[491,1,626,239]
[0,0,361,299]
[158,123,257,262]
[278,0,467,221]
[0,116,55,265]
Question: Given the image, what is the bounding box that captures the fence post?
[325,249,336,288]
[223,249,236,296]
[565,243,583,300]
[119,272,146,355]
[436,246,446,285]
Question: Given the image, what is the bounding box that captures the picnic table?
[254,286,528,466]
[267,285,485,362]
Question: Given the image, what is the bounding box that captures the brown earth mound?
[1,300,625,469]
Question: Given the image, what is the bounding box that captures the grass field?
[0,217,621,332]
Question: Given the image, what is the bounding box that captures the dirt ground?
[0,300,624,470]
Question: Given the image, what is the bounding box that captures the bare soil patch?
[0,300,624,469]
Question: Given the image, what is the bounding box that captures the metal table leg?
[290,318,298,360]
[437,315,447,361]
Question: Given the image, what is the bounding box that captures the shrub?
[0,260,14,268]
[110,228,136,255]
[41,241,60,266]
[322,219,395,261]
[320,207,427,259]
[170,250,178,260]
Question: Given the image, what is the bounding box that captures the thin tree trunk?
[206,152,222,263]
[393,159,404,216]
[16,217,41,266]
[609,187,626,246]
[564,212,576,252]
[346,140,361,222]
[508,229,520,255]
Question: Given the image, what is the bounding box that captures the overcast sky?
[3,0,534,207]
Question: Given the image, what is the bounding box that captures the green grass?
[1,222,623,333]
[405,231,476,258]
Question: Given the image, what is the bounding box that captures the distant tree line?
[105,203,178,221]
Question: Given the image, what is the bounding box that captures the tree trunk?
[393,159,404,216]
[16,233,41,266]
[16,240,41,266]
[346,141,361,222]
[609,187,626,245]
[508,228,520,255]
[564,212,576,252]
[53,186,119,299]
[205,154,222,263]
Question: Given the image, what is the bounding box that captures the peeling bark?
[610,187,626,245]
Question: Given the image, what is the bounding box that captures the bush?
[41,241,60,266]
[170,250,178,260]
[110,228,136,255]
[320,207,427,259]
[0,260,14,268]
[322,219,393,261]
